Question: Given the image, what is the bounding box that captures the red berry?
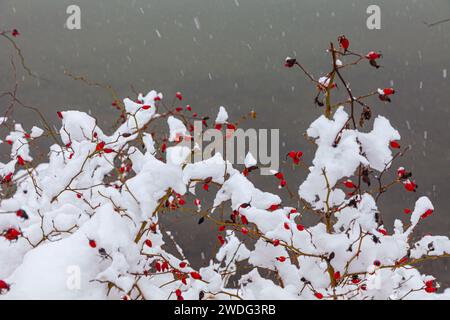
[17,156,25,166]
[241,227,248,235]
[96,141,105,151]
[186,105,192,111]
[338,35,350,51]
[241,215,248,225]
[1,172,13,184]
[0,280,9,291]
[142,105,151,110]
[218,225,226,232]
[194,198,201,206]
[215,124,223,130]
[284,222,290,230]
[352,277,361,284]
[272,239,280,247]
[274,172,284,180]
[366,51,382,60]
[421,209,433,219]
[383,88,395,95]
[284,57,296,68]
[276,256,286,262]
[16,209,28,219]
[279,180,287,187]
[378,228,387,236]
[425,280,434,288]
[296,224,305,231]
[374,260,381,267]
[179,262,187,268]
[404,208,411,214]
[268,204,280,211]
[4,228,21,241]
[57,111,63,119]
[333,272,341,280]
[404,180,417,192]
[11,29,19,37]
[425,286,437,293]
[226,123,236,131]
[239,203,250,209]
[218,235,225,245]
[89,239,97,248]
[314,292,324,299]
[203,183,209,191]
[190,272,202,280]
[344,180,356,189]
[287,151,303,160]
[176,92,183,100]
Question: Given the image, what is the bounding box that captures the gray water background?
[1,0,450,287]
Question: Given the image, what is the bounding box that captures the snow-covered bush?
[1,34,449,300]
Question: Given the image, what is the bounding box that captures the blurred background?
[1,0,449,287]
